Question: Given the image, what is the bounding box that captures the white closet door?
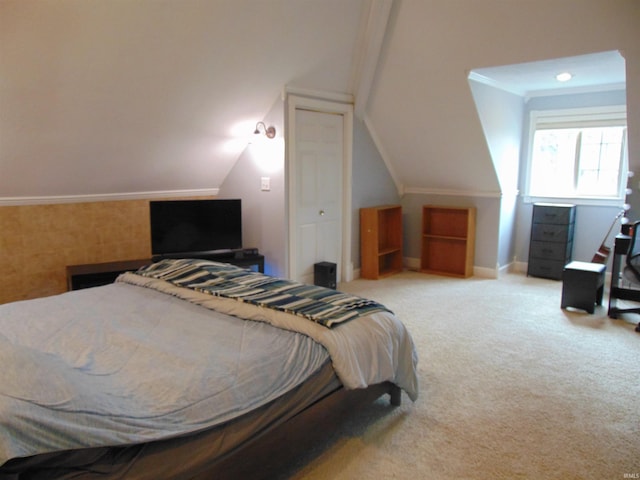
[294,109,344,284]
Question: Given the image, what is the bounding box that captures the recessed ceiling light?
[556,72,573,82]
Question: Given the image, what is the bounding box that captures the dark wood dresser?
[527,203,576,280]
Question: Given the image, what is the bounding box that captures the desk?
[607,234,640,318]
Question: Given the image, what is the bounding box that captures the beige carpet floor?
[276,271,640,479]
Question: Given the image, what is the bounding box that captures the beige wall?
[0,200,154,304]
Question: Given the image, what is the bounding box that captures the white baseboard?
[405,257,421,271]
[475,266,498,278]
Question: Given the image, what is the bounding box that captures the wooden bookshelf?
[360,205,403,279]
[420,205,476,278]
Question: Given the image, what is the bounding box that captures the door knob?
[319,210,325,216]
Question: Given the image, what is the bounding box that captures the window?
[526,106,628,201]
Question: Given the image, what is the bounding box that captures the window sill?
[523,195,625,207]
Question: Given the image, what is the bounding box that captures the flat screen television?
[150,199,242,258]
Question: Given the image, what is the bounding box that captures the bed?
[0,258,418,479]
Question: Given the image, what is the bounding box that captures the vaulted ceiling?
[1,0,367,198]
[1,0,639,201]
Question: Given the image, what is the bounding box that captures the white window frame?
[523,105,628,206]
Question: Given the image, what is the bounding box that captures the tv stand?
[159,250,264,272]
[67,251,265,291]
[66,259,153,291]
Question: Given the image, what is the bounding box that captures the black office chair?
[621,220,640,332]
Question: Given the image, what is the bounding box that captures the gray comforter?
[0,273,418,466]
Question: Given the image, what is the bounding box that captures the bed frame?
[1,258,411,479]
[192,381,401,480]
[0,377,401,480]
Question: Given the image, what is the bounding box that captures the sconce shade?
[254,121,276,139]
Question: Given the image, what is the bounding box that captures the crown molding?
[351,0,394,119]
[0,188,220,206]
[403,186,503,198]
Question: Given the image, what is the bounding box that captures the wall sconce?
[254,121,276,139]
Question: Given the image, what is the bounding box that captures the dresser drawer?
[532,205,575,225]
[531,223,574,243]
[529,240,573,261]
[527,259,566,280]
[528,203,575,280]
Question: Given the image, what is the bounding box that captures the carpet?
[276,271,640,479]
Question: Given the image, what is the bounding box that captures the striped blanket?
[136,258,392,328]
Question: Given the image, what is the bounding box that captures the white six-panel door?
[294,109,344,284]
[286,94,353,285]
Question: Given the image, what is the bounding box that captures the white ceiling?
[1,0,638,200]
[366,0,637,195]
[469,50,626,98]
[0,0,368,198]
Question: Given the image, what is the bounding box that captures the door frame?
[285,94,354,283]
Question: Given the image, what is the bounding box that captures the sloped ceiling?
[0,0,366,198]
[1,0,639,201]
[470,50,626,98]
[367,0,639,195]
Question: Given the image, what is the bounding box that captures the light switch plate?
[261,177,270,191]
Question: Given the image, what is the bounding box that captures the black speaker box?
[314,262,336,289]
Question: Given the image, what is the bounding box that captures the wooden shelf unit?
[360,205,403,279]
[420,205,476,278]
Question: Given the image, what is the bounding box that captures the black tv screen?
[150,199,242,256]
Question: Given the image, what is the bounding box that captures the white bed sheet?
[120,272,419,401]
[0,282,328,465]
[0,270,419,468]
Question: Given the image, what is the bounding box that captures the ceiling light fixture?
[253,121,276,139]
[555,72,573,82]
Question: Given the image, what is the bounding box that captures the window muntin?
[526,107,627,201]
